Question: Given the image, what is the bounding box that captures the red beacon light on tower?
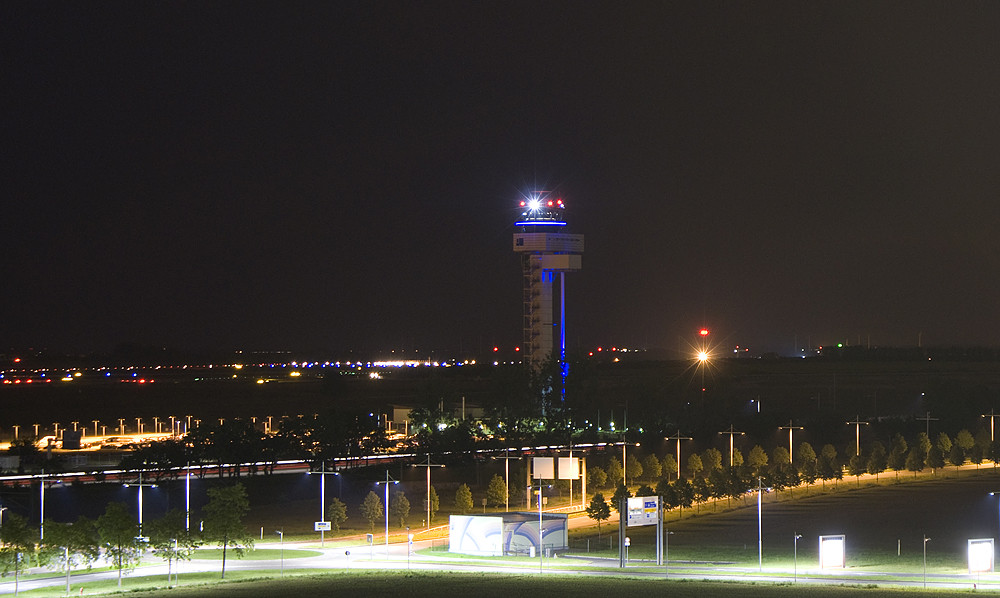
[699,328,710,337]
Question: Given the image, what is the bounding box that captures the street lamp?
[414,455,444,529]
[123,470,158,536]
[794,533,802,581]
[719,425,745,468]
[375,471,399,558]
[845,416,869,456]
[0,506,7,528]
[39,473,63,540]
[307,461,340,547]
[665,431,692,481]
[778,421,804,464]
[276,530,284,576]
[923,535,930,588]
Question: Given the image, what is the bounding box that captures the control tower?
[513,193,584,369]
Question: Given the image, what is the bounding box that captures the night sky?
[4,3,1000,356]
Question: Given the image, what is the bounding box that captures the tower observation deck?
[513,193,584,369]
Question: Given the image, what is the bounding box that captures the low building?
[449,512,568,557]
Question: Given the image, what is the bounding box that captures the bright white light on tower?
[697,351,709,362]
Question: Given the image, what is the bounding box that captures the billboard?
[532,457,555,479]
[819,535,846,569]
[626,496,659,527]
[558,457,580,480]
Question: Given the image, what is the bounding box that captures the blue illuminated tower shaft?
[513,231,583,369]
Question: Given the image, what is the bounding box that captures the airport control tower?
[513,192,584,369]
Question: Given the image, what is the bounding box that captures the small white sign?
[314,521,331,531]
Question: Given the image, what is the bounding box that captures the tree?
[39,518,100,575]
[905,446,925,476]
[692,476,712,512]
[202,484,254,579]
[642,453,662,481]
[747,445,768,478]
[771,447,790,469]
[731,447,744,469]
[796,442,818,487]
[888,434,908,478]
[661,454,678,480]
[817,444,839,487]
[956,429,975,453]
[389,490,410,528]
[935,432,952,456]
[587,466,608,489]
[585,493,611,537]
[605,457,623,488]
[145,509,199,587]
[687,453,704,480]
[702,448,723,474]
[625,454,643,485]
[948,443,966,467]
[866,441,887,479]
[0,512,37,596]
[486,474,507,507]
[328,498,348,532]
[847,453,865,484]
[610,484,631,513]
[97,502,141,588]
[916,432,932,457]
[926,446,945,472]
[455,483,474,514]
[428,486,440,523]
[360,491,384,531]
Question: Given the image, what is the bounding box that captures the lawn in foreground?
[19,570,982,598]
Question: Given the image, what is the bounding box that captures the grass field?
[11,466,1000,596]
[14,570,987,598]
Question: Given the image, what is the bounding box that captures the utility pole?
[983,409,1000,442]
[778,420,803,463]
[917,411,939,439]
[414,455,444,528]
[719,425,745,468]
[665,431,692,480]
[845,416,869,456]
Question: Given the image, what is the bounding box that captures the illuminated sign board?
[626,496,659,527]
[532,457,555,480]
[969,538,994,574]
[819,535,846,569]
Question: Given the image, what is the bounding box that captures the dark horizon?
[6,4,1000,355]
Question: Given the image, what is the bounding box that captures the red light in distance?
[699,328,710,337]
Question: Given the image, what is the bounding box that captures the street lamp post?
[308,461,340,547]
[665,431,692,481]
[983,410,1000,443]
[794,533,802,581]
[123,470,158,536]
[845,416,870,456]
[374,471,399,558]
[757,477,762,571]
[923,535,930,588]
[495,451,520,513]
[276,530,284,576]
[778,421,804,463]
[414,455,444,529]
[719,425,745,468]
